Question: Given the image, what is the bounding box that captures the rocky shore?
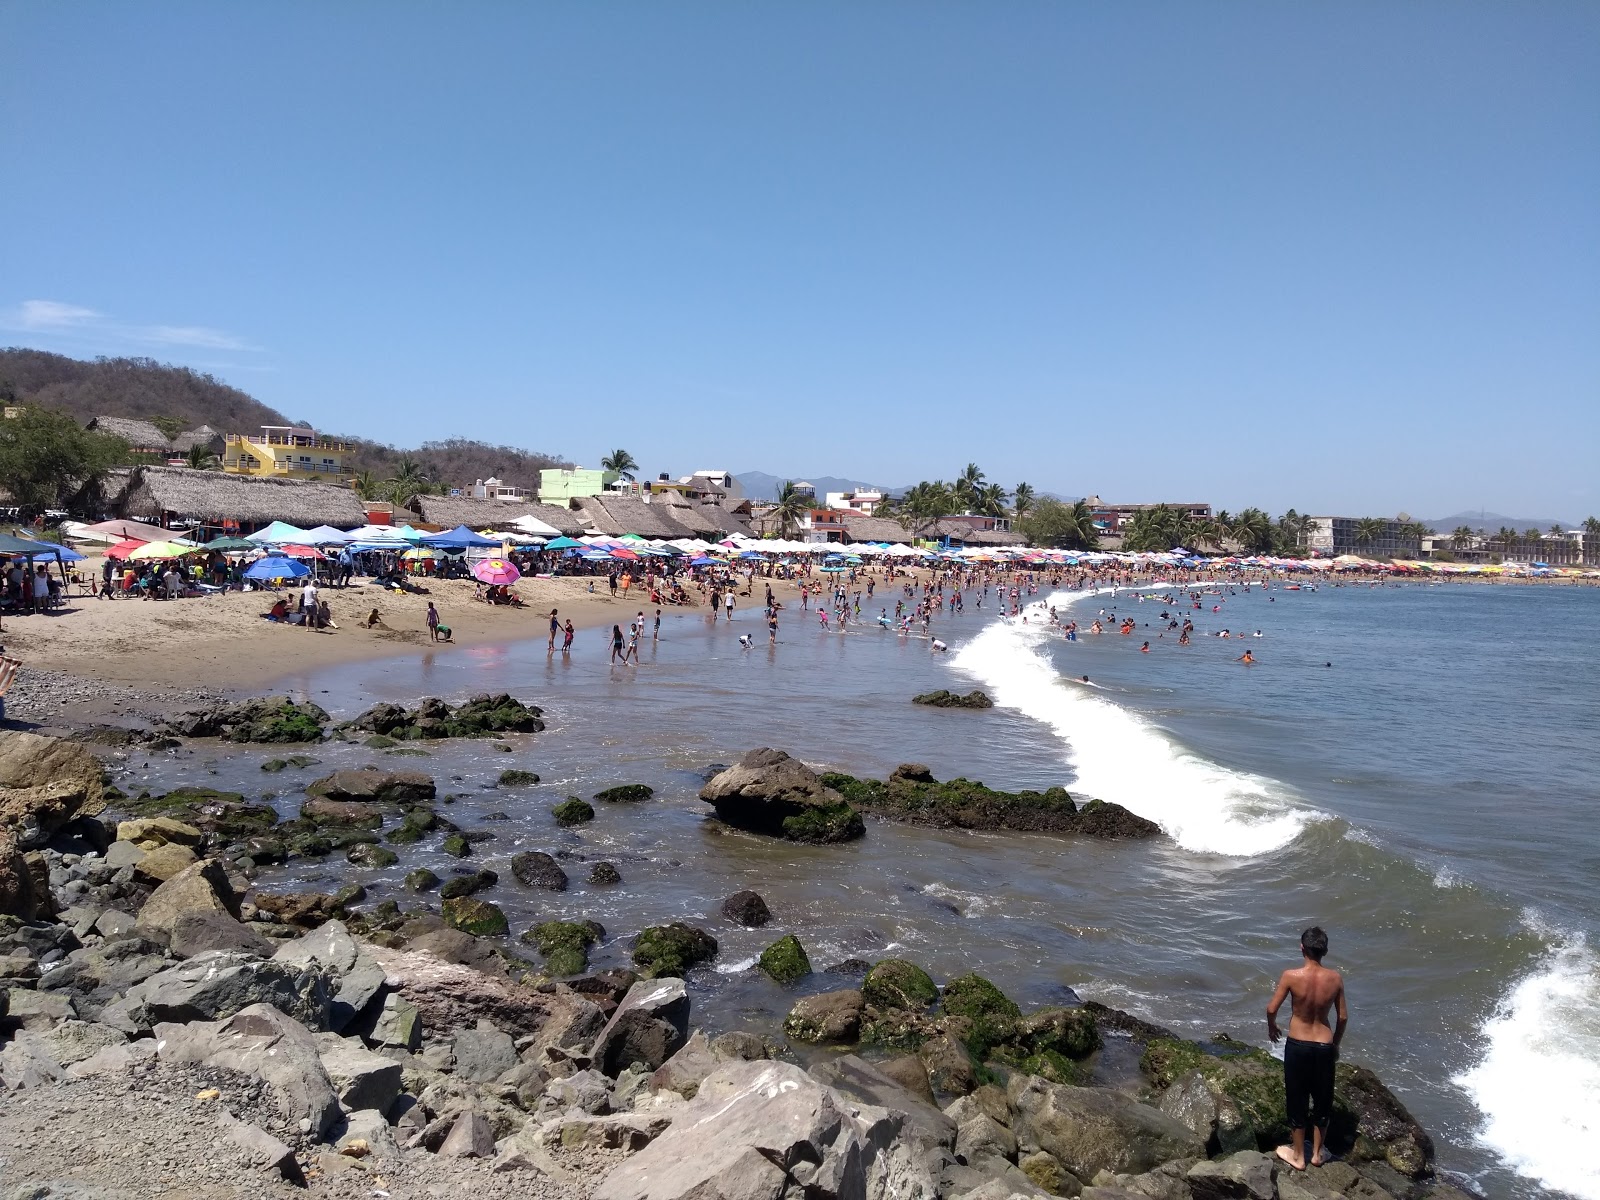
[0,716,1476,1200]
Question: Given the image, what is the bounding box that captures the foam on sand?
[948,596,1311,856]
[1454,915,1600,1200]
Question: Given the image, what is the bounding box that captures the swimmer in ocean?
[1237,650,1254,664]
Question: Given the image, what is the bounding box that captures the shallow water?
[117,580,1599,1200]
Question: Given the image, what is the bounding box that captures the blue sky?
[3,2,1596,519]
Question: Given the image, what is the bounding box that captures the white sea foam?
[715,955,759,975]
[1454,914,1600,1200]
[949,594,1311,856]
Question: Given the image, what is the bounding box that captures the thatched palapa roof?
[842,515,916,543]
[573,496,695,539]
[120,466,367,530]
[935,520,1025,546]
[411,495,585,536]
[88,415,174,451]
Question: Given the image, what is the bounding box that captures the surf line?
[947,588,1313,857]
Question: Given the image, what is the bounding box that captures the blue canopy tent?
[244,556,310,582]
[423,525,502,549]
[15,538,85,561]
[247,521,314,545]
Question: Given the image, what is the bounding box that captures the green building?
[539,466,621,501]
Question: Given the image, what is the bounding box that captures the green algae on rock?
[758,934,812,984]
[552,797,595,826]
[442,896,509,937]
[632,922,718,977]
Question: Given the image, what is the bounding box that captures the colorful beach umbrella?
[104,538,146,560]
[544,536,584,550]
[127,540,193,561]
[471,557,522,585]
[243,556,310,581]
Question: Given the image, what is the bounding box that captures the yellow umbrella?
[127,540,193,560]
[402,547,438,560]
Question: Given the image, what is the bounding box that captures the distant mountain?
[736,471,889,502]
[1425,511,1583,533]
[0,347,571,491]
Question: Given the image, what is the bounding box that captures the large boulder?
[912,689,995,709]
[120,950,335,1031]
[160,697,329,743]
[305,768,436,805]
[721,890,771,927]
[0,828,42,920]
[0,730,106,848]
[272,920,389,1033]
[154,1003,341,1136]
[631,923,718,977]
[808,1054,958,1151]
[591,977,690,1075]
[783,988,864,1044]
[133,858,240,942]
[510,851,569,892]
[1007,1073,1204,1182]
[338,694,544,740]
[592,1060,941,1200]
[699,748,865,843]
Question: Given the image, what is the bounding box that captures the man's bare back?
[1268,961,1346,1045]
[1266,926,1349,1170]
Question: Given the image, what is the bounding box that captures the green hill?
[0,347,570,491]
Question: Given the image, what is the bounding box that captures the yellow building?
[223,426,351,481]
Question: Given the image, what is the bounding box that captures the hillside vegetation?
[0,348,569,492]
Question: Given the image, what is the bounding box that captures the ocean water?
[116,580,1599,1200]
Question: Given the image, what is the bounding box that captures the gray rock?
[104,840,147,870]
[273,920,388,1031]
[122,949,335,1031]
[510,851,569,892]
[783,987,864,1043]
[810,1053,957,1152]
[1186,1151,1277,1200]
[453,1023,519,1083]
[366,992,423,1051]
[155,1003,341,1137]
[591,977,690,1076]
[5,987,75,1030]
[336,1108,400,1160]
[226,1118,304,1184]
[317,1034,404,1114]
[35,1020,126,1066]
[0,1031,64,1091]
[920,1033,979,1097]
[592,1060,939,1200]
[169,911,276,959]
[92,909,137,941]
[133,858,240,942]
[438,1108,495,1158]
[546,1068,614,1115]
[65,1039,159,1078]
[1008,1074,1205,1182]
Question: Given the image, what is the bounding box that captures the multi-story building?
[1306,517,1422,559]
[467,477,531,501]
[823,488,884,515]
[222,426,349,480]
[1083,496,1213,536]
[538,467,621,501]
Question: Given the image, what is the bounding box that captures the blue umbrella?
[244,557,310,581]
[14,538,85,561]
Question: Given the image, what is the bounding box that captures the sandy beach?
[0,558,821,698]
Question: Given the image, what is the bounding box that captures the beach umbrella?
[688,556,718,566]
[279,544,328,560]
[302,525,355,546]
[471,557,522,585]
[543,536,584,550]
[244,556,310,581]
[104,538,145,560]
[424,524,501,548]
[247,520,315,545]
[127,540,193,561]
[401,547,438,561]
[609,547,641,561]
[200,535,258,552]
[18,538,86,561]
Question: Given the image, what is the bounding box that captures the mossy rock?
[333,883,367,908]
[440,833,470,858]
[818,770,1086,835]
[594,784,653,803]
[1014,1006,1102,1060]
[912,689,994,709]
[285,832,332,858]
[405,868,441,892]
[239,836,287,864]
[387,747,431,757]
[440,869,499,900]
[442,896,509,937]
[553,797,595,826]
[589,861,621,885]
[402,808,438,832]
[498,769,540,787]
[364,735,399,749]
[385,823,425,844]
[758,934,812,984]
[941,973,1022,1059]
[631,922,718,978]
[780,801,865,844]
[227,701,328,744]
[346,843,398,869]
[862,959,938,1012]
[260,755,320,773]
[522,919,604,975]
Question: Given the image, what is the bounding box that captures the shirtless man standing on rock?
[1266,925,1348,1171]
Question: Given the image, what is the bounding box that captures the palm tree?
[1584,516,1600,535]
[1522,528,1541,543]
[898,480,958,537]
[771,480,811,539]
[977,482,1009,518]
[350,470,384,501]
[601,449,639,482]
[1012,483,1035,522]
[385,457,430,507]
[1233,508,1274,554]
[1451,526,1476,552]
[1548,524,1565,539]
[184,443,220,470]
[954,463,985,510]
[1354,517,1386,551]
[1494,526,1519,556]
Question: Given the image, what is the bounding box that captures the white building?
[677,470,744,500]
[471,477,530,501]
[823,488,884,515]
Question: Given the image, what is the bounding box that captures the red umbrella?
[610,547,640,561]
[105,538,146,560]
[280,544,328,560]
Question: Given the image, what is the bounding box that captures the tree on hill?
[0,405,129,514]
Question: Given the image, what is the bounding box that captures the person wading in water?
[1266,926,1348,1171]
